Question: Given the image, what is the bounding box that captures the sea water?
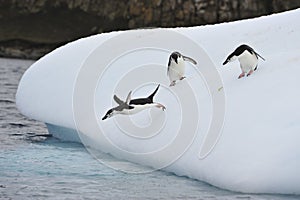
[0,57,299,200]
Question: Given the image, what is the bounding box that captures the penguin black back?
[129,84,160,105]
[233,44,253,56]
[232,44,265,60]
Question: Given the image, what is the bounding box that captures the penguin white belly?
[168,61,185,82]
[121,104,155,115]
[238,51,258,73]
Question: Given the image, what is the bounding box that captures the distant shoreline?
[1,1,299,60]
[0,40,63,60]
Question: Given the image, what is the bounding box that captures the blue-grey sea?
[0,57,299,200]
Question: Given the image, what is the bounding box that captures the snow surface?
[16,9,300,194]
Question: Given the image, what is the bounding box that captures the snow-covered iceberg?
[16,9,300,194]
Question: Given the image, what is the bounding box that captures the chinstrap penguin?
[167,51,197,86]
[223,44,265,79]
[102,84,166,120]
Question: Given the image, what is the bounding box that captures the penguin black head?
[102,91,133,121]
[223,52,236,65]
[170,52,181,64]
[102,109,114,120]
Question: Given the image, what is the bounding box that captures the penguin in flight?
[167,51,197,86]
[102,84,166,120]
[223,44,265,79]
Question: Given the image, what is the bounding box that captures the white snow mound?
[16,9,300,194]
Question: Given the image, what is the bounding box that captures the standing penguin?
[223,44,265,79]
[102,84,166,120]
[167,51,197,86]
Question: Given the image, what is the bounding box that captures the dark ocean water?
[0,57,299,200]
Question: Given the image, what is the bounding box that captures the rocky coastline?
[0,0,299,59]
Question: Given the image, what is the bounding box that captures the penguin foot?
[156,103,166,111]
[238,73,246,79]
[247,70,254,77]
[180,76,186,80]
[170,81,176,87]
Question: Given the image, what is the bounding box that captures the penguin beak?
[183,56,197,65]
[102,115,108,120]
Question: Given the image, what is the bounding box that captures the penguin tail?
[148,84,160,101]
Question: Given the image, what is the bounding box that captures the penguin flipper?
[113,95,124,105]
[126,91,132,105]
[251,49,265,61]
[247,46,265,61]
[256,53,265,61]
